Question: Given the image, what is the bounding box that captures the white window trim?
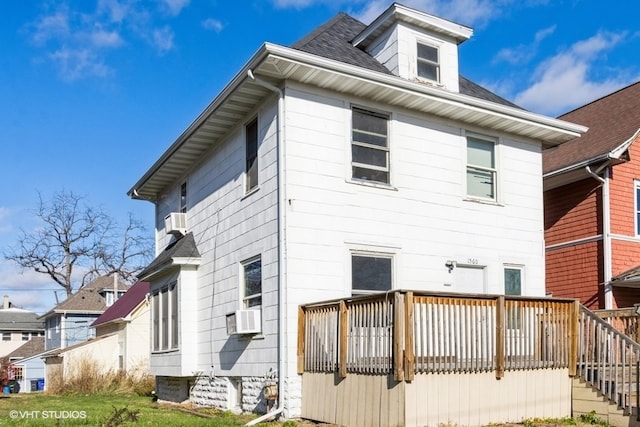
[348,245,398,296]
[465,132,500,204]
[504,264,525,296]
[244,117,260,196]
[415,39,441,84]
[151,281,179,353]
[241,255,262,309]
[349,105,394,188]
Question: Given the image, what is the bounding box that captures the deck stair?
[577,306,640,426]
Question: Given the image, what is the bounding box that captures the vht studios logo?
[9,410,87,419]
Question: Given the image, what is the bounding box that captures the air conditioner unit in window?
[226,309,261,335]
[164,212,187,236]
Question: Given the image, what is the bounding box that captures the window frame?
[351,106,390,185]
[245,118,259,193]
[351,251,394,295]
[151,281,179,353]
[466,133,498,201]
[180,182,187,214]
[2,332,10,341]
[241,256,262,309]
[416,41,440,83]
[504,265,524,330]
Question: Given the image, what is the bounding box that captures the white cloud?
[152,26,175,54]
[514,31,629,116]
[159,0,190,16]
[89,27,124,48]
[26,1,184,81]
[49,47,112,81]
[493,25,556,65]
[31,7,71,44]
[202,18,224,33]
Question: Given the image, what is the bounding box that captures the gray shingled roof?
[0,309,44,332]
[39,276,129,319]
[138,233,200,280]
[291,12,521,109]
[6,337,45,360]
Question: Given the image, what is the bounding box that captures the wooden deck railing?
[298,291,579,381]
[578,306,640,417]
[594,307,640,342]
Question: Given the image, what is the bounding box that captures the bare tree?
[4,190,153,296]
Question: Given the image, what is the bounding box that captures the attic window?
[417,42,439,83]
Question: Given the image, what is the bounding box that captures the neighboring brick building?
[544,81,640,309]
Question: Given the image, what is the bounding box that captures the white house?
[128,3,585,420]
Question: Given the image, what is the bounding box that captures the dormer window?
[417,42,439,82]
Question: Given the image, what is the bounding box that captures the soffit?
[129,44,585,201]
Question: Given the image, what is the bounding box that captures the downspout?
[245,69,286,425]
[586,165,613,309]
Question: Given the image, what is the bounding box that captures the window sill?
[151,348,179,355]
[347,179,397,191]
[463,196,503,207]
[242,186,260,201]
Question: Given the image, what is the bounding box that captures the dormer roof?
[352,3,472,49]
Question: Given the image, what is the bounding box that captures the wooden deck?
[298,291,580,426]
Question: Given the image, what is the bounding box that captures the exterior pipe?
[586,165,613,309]
[245,69,286,426]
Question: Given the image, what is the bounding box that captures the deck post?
[297,306,305,374]
[404,291,415,381]
[569,300,580,377]
[339,301,348,378]
[394,292,405,382]
[496,295,505,379]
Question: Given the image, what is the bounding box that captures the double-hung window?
[417,42,440,82]
[245,119,259,192]
[242,256,262,309]
[151,282,178,352]
[351,107,390,184]
[466,134,497,200]
[351,253,393,295]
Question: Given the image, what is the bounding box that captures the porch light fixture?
[445,260,456,273]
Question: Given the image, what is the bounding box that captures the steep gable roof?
[92,281,149,327]
[39,276,129,318]
[543,81,640,175]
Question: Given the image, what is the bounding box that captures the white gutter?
[586,166,613,309]
[245,69,286,426]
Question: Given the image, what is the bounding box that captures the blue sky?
[1,0,639,314]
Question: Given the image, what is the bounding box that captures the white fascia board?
[264,43,588,139]
[129,41,587,196]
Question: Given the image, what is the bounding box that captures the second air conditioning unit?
[164,212,187,236]
[226,309,261,335]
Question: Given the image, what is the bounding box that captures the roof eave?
[129,43,586,201]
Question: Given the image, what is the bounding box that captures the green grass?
[0,393,283,426]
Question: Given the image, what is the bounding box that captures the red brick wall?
[545,240,604,309]
[545,178,601,246]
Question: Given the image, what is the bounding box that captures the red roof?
[91,281,149,327]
